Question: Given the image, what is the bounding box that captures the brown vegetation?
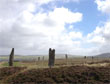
[0,67,26,80]
[1,65,110,84]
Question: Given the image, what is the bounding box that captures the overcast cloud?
[0,0,110,55]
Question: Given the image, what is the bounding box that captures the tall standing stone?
[48,48,52,67]
[52,49,55,66]
[65,54,68,65]
[9,48,14,66]
[48,48,55,68]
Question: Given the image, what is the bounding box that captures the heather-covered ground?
[0,65,110,84]
[0,67,26,80]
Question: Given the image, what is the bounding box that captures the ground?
[0,57,110,84]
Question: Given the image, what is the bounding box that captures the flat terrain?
[0,56,110,68]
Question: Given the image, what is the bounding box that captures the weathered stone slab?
[9,48,14,66]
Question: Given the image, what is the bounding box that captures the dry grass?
[0,57,110,69]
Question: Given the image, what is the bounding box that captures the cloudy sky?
[0,0,110,55]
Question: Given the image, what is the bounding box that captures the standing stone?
[84,56,87,64]
[48,48,55,68]
[65,54,68,65]
[84,56,86,59]
[9,48,14,66]
[38,57,40,61]
[65,54,68,59]
[52,49,55,66]
[48,48,52,67]
[92,56,94,63]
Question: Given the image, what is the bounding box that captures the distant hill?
[95,53,110,58]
